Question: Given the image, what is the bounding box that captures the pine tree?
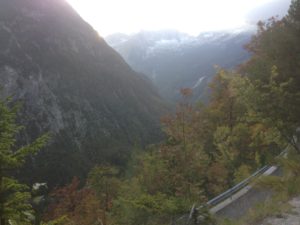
[0,98,48,225]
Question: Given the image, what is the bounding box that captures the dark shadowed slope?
[0,0,168,186]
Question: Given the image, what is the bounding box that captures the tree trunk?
[0,167,4,225]
[291,135,300,153]
[0,218,5,225]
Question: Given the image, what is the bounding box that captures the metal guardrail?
[206,165,270,208]
[172,165,272,225]
[172,148,289,225]
[205,148,288,209]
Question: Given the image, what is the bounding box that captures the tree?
[239,1,300,128]
[233,67,300,153]
[87,166,120,225]
[111,147,208,225]
[0,98,48,225]
[31,183,49,225]
[286,0,300,29]
[236,0,300,154]
[199,69,285,187]
[161,88,194,153]
[44,177,102,225]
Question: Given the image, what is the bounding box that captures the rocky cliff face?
[0,0,167,186]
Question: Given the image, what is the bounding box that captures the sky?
[66,0,290,37]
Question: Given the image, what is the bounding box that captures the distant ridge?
[106,29,252,102]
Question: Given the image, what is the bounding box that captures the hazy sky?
[66,0,290,37]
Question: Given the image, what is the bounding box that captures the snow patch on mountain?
[192,76,206,89]
[105,29,252,102]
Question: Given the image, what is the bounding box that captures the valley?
[106,29,252,102]
[0,0,298,225]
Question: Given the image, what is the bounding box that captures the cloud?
[66,0,290,36]
[245,0,290,25]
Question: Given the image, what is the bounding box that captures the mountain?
[106,29,253,102]
[0,0,167,186]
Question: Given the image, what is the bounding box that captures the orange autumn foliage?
[44,177,103,225]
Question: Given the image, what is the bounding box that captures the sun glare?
[66,0,274,36]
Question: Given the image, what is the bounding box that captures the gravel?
[258,196,300,225]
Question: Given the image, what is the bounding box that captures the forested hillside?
[0,0,300,225]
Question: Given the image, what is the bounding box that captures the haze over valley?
[0,0,299,225]
[102,0,289,102]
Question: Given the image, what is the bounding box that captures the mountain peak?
[106,29,253,102]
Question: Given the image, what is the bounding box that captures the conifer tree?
[0,98,48,225]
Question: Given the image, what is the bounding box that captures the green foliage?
[0,98,49,224]
[41,216,70,225]
[109,97,212,224]
[239,0,300,153]
[112,178,193,225]
[257,149,300,197]
[205,13,300,181]
[109,6,300,222]
[36,3,300,225]
[87,165,120,225]
[287,0,300,28]
[88,165,120,201]
[234,165,252,184]
[111,144,208,225]
[206,70,281,185]
[234,66,300,152]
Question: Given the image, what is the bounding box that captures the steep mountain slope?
[106,30,252,102]
[0,0,167,186]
